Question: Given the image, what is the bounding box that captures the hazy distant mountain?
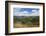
[14,16,39,19]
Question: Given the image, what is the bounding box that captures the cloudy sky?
[13,8,39,16]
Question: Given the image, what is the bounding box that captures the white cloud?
[20,11,28,14]
[14,11,39,16]
[32,10,38,12]
[30,12,39,16]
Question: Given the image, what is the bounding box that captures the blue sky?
[13,8,39,16]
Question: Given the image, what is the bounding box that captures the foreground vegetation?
[14,16,39,28]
